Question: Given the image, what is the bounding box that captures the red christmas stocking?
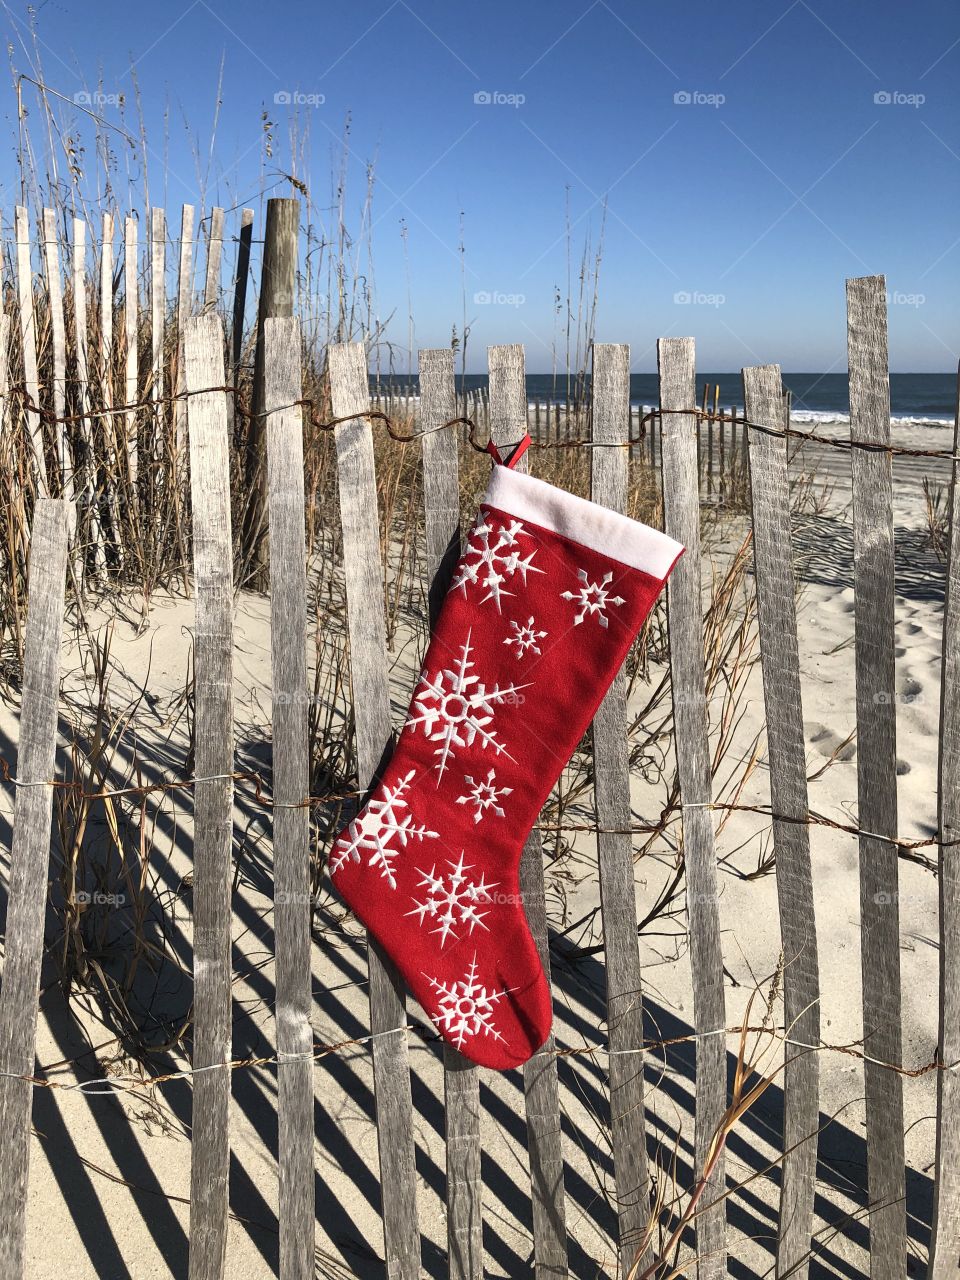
[330,441,683,1068]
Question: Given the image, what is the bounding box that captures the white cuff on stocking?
[484,465,684,580]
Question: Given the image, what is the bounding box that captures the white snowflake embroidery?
[451,515,544,611]
[425,953,512,1049]
[503,615,548,659]
[329,769,437,890]
[404,630,531,779]
[456,767,512,824]
[407,853,498,947]
[561,569,626,629]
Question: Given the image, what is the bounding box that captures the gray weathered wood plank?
[489,342,569,1279]
[928,364,960,1279]
[73,218,105,571]
[328,342,421,1279]
[185,314,235,1280]
[175,204,196,463]
[0,498,71,1279]
[232,209,254,379]
[41,208,73,499]
[743,364,821,1279]
[590,343,654,1278]
[15,206,46,492]
[99,211,124,564]
[124,215,139,487]
[419,347,483,1279]
[150,207,166,494]
[204,207,225,310]
[265,317,315,1280]
[658,337,727,1280]
[846,275,906,1279]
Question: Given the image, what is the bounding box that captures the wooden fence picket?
[124,214,139,487]
[41,208,72,499]
[928,364,960,1278]
[15,206,46,492]
[73,217,105,572]
[743,364,821,1278]
[150,207,166,507]
[328,341,421,1279]
[658,337,727,1280]
[204,207,225,310]
[184,314,235,1280]
[589,342,655,1278]
[419,347,484,1279]
[100,211,125,564]
[846,274,907,1278]
[0,498,71,1279]
[265,316,315,1280]
[488,342,569,1279]
[232,208,254,380]
[175,204,196,463]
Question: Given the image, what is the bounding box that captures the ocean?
[371,372,957,427]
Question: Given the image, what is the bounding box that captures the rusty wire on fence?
[0,752,944,870]
[2,379,958,464]
[0,1015,950,1100]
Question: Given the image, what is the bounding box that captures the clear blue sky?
[1,0,957,371]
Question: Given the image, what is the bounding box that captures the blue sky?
[1,0,957,371]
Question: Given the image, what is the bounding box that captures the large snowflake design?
[561,569,626,628]
[456,767,512,824]
[407,853,498,947]
[451,515,544,610]
[503,615,548,660]
[404,630,531,779]
[426,953,513,1049]
[329,769,437,890]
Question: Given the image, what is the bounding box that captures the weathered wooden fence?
[0,196,955,1280]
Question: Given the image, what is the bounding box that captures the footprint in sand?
[805,721,856,761]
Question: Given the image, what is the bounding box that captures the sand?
[1,415,952,1278]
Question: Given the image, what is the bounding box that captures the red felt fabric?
[330,488,683,1069]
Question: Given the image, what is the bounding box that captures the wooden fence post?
[846,275,906,1279]
[928,362,960,1278]
[184,314,235,1280]
[590,343,655,1278]
[420,347,484,1279]
[328,341,421,1279]
[0,498,71,1278]
[15,206,46,493]
[265,316,315,1280]
[245,198,299,574]
[743,364,821,1278]
[658,337,727,1280]
[488,343,569,1279]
